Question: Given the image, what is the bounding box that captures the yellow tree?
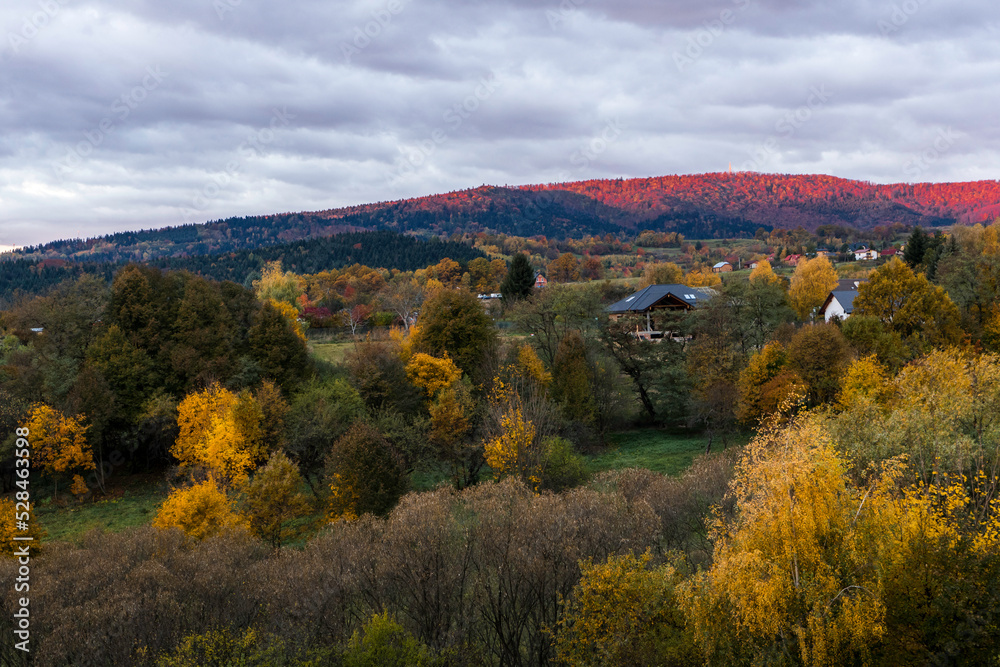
[153,478,245,540]
[552,551,698,666]
[788,256,838,320]
[684,269,722,287]
[252,260,303,308]
[548,253,581,283]
[641,262,684,287]
[837,355,892,410]
[679,417,886,666]
[516,343,552,388]
[405,352,462,398]
[0,498,45,558]
[749,259,781,286]
[24,404,95,500]
[172,384,267,486]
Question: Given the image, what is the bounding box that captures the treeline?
[150,231,486,285]
[15,173,995,268]
[0,231,485,302]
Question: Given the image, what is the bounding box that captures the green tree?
[284,378,365,494]
[853,256,963,348]
[326,422,407,519]
[248,301,309,390]
[501,253,535,302]
[903,226,928,268]
[411,289,496,376]
[787,322,852,406]
[243,450,310,547]
[552,331,595,424]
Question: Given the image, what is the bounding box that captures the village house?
[820,290,858,322]
[784,254,803,266]
[712,261,733,273]
[607,284,716,340]
[534,272,547,288]
[854,248,879,261]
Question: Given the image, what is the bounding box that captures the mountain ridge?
[10,172,1000,264]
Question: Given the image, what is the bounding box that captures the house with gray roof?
[607,284,716,339]
[820,290,858,322]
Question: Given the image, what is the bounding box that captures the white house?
[854,248,879,261]
[820,290,858,322]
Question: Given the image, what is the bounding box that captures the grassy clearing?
[586,429,748,477]
[34,475,171,544]
[310,341,356,365]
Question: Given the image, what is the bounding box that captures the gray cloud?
[0,0,998,246]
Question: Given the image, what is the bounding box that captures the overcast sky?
[1,0,998,246]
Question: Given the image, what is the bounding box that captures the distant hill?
[8,173,1000,265]
[0,231,484,303]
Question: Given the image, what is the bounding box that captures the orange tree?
[23,404,94,500]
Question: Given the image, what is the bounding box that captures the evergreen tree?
[501,253,535,302]
[903,226,928,268]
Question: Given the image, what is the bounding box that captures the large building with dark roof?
[607,284,716,339]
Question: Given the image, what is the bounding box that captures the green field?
[310,341,356,365]
[34,475,171,543]
[586,429,746,477]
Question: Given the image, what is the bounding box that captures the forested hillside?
[9,174,1000,266]
[0,232,484,303]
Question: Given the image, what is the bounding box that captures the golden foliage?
[748,258,781,286]
[788,255,838,320]
[552,551,698,666]
[405,352,462,398]
[153,478,245,540]
[0,497,45,558]
[684,269,722,287]
[24,404,94,499]
[268,298,307,342]
[172,384,269,486]
[735,342,805,426]
[641,262,684,288]
[252,260,303,308]
[838,355,892,410]
[516,343,552,388]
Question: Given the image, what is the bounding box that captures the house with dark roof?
[607,284,716,339]
[534,272,547,288]
[836,278,866,291]
[820,290,858,322]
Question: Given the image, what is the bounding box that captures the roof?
[836,279,866,291]
[827,290,858,314]
[713,261,730,268]
[607,284,716,314]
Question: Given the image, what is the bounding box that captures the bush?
[540,437,589,491]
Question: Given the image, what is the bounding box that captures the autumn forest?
[4,179,1000,665]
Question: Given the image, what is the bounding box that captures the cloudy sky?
[1,0,999,246]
